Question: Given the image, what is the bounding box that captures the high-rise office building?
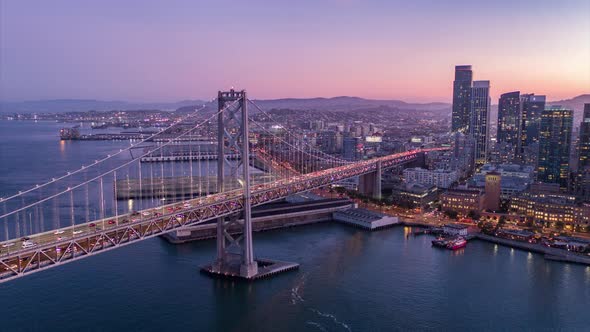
[576,104,590,201]
[469,80,491,166]
[497,91,521,161]
[519,94,546,159]
[537,106,573,189]
[578,104,590,170]
[451,65,473,132]
[343,136,362,160]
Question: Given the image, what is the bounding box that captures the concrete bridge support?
[358,160,382,199]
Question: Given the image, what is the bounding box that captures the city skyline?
[1,0,589,102]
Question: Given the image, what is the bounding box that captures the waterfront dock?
[162,198,355,243]
[475,233,590,265]
[333,208,399,230]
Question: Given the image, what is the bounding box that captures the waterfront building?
[537,106,573,189]
[451,65,473,133]
[497,91,521,161]
[496,229,535,242]
[333,209,399,230]
[443,224,468,236]
[440,188,485,216]
[390,183,438,210]
[469,80,491,166]
[510,193,590,229]
[576,104,590,201]
[484,171,501,211]
[403,167,458,189]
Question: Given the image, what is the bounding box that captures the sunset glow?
[1,0,589,102]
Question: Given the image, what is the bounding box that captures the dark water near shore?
[0,120,589,331]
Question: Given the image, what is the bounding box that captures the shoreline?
[401,220,590,266]
[473,233,590,266]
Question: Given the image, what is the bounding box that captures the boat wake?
[291,273,307,304]
[306,321,328,331]
[309,308,352,332]
[289,274,352,331]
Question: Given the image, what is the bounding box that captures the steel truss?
[0,148,447,282]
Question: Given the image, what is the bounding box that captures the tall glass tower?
[537,106,573,189]
[578,104,590,170]
[576,104,590,200]
[451,65,473,133]
[469,80,491,166]
[497,91,521,160]
[519,94,546,149]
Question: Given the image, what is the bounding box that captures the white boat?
[2,242,15,248]
[54,230,65,235]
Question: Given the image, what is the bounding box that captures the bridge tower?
[214,89,258,278]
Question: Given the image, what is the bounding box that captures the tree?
[467,210,481,221]
[555,221,565,230]
[444,210,458,219]
[498,216,507,229]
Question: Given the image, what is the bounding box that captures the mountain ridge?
[1,94,588,116]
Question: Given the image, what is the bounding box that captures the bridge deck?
[0,148,446,282]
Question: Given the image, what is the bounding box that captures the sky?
[1,0,589,103]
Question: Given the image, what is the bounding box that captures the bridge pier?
[358,160,382,199]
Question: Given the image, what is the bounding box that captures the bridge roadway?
[0,148,447,282]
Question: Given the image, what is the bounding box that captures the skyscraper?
[451,65,473,133]
[497,91,521,160]
[537,106,573,189]
[519,94,546,162]
[343,136,361,160]
[576,104,590,200]
[578,104,590,170]
[469,80,491,166]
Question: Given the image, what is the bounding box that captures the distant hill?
[249,96,450,112]
[0,96,451,114]
[548,94,590,123]
[0,99,207,113]
[3,94,587,120]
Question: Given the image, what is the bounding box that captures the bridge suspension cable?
[247,99,353,165]
[0,99,240,221]
[0,103,214,205]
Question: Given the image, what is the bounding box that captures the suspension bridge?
[0,89,448,283]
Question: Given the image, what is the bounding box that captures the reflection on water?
[59,139,66,155]
[403,226,412,237]
[451,247,465,256]
[2,121,590,331]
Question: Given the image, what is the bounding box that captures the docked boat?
[446,237,467,250]
[432,237,449,248]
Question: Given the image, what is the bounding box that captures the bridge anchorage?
[200,89,299,279]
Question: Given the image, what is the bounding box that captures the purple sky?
[1,0,589,102]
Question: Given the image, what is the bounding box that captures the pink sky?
[1,0,589,102]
